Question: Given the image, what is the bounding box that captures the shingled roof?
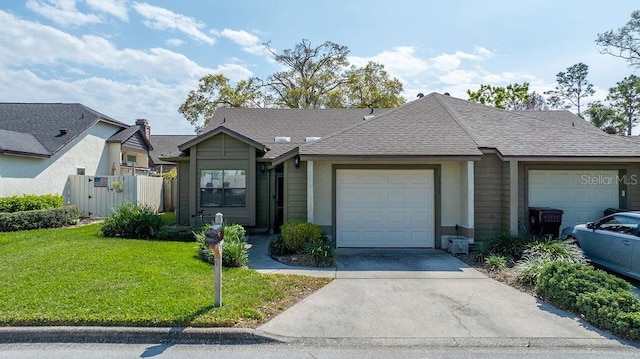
[177,93,640,161]
[431,94,640,158]
[0,103,128,157]
[182,108,393,160]
[150,135,196,165]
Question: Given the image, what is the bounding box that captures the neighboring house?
[166,93,640,248]
[0,103,152,200]
[149,135,196,174]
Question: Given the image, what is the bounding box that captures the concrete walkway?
[248,235,626,344]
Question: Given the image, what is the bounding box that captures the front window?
[200,170,246,207]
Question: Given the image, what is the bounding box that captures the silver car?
[561,212,640,281]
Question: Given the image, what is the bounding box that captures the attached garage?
[335,169,435,248]
[528,170,620,228]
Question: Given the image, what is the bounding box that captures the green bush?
[485,254,508,271]
[100,202,164,239]
[515,239,585,286]
[280,221,322,253]
[576,289,640,332]
[0,206,79,232]
[0,194,64,213]
[302,237,335,267]
[475,231,533,263]
[196,223,248,267]
[535,261,632,312]
[268,234,295,256]
[156,226,196,242]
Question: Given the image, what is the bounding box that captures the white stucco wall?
[0,122,122,200]
[312,160,470,229]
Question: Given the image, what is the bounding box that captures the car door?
[578,214,637,272]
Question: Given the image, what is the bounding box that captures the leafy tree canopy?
[596,10,640,68]
[179,39,406,132]
[607,74,640,135]
[467,82,547,110]
[544,63,594,116]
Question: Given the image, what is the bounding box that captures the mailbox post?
[205,213,224,307]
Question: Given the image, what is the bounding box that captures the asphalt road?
[1,342,640,359]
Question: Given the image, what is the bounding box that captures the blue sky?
[1,1,638,135]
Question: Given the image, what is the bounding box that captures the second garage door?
[528,170,620,228]
[336,169,435,248]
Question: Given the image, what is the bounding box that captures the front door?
[274,171,284,232]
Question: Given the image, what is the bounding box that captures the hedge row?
[0,206,80,232]
[536,261,640,341]
[0,194,64,213]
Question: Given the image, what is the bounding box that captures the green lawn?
[0,223,330,327]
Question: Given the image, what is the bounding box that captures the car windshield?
[598,215,640,235]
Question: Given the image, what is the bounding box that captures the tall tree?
[607,74,640,135]
[596,10,640,68]
[467,82,536,110]
[178,75,263,133]
[265,39,349,108]
[544,63,595,116]
[519,91,549,111]
[327,62,406,109]
[584,101,624,134]
[179,39,408,132]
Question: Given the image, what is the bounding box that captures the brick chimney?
[135,119,150,140]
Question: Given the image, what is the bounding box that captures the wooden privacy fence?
[162,177,177,212]
[67,175,164,217]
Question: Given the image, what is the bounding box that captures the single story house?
[149,135,196,174]
[0,103,152,199]
[166,93,640,248]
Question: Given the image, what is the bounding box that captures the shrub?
[302,237,335,267]
[196,223,248,267]
[0,206,79,232]
[576,289,640,330]
[268,234,295,256]
[475,231,533,263]
[280,221,322,253]
[485,254,508,271]
[535,261,632,312]
[100,202,164,239]
[515,239,585,286]
[0,194,64,213]
[156,226,196,242]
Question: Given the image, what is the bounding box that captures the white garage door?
[528,170,619,228]
[336,169,434,248]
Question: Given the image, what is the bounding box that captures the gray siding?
[122,132,148,152]
[176,161,191,225]
[474,153,503,240]
[284,158,307,222]
[194,134,256,226]
[255,161,270,229]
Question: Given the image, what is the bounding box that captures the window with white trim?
[200,170,246,207]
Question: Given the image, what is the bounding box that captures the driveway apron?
[256,248,613,340]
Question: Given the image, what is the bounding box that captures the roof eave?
[178,126,267,152]
[299,154,483,162]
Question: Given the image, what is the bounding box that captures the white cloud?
[350,46,429,79]
[166,38,184,47]
[85,0,128,21]
[218,28,271,58]
[0,11,226,82]
[220,28,258,47]
[132,2,214,45]
[26,0,102,26]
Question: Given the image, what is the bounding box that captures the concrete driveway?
[248,237,621,343]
